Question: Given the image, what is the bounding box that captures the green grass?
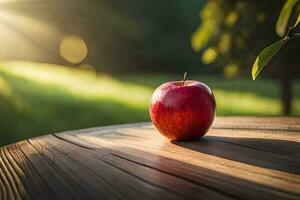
[0,61,299,146]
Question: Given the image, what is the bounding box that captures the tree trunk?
[280,78,292,115]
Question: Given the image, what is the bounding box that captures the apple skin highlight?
[149,80,216,140]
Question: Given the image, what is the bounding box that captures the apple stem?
[182,72,187,85]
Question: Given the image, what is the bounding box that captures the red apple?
[149,76,216,140]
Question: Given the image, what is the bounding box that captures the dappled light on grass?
[1,61,297,115]
[214,89,281,115]
[0,76,12,97]
[0,61,152,145]
[0,61,299,146]
[0,61,151,108]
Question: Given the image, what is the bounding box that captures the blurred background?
[0,0,299,146]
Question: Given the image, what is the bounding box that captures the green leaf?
[252,40,287,80]
[293,12,300,28]
[276,0,298,37]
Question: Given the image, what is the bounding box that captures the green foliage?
[252,40,287,80]
[192,0,283,78]
[293,13,300,27]
[193,0,300,81]
[251,0,300,80]
[191,1,223,51]
[276,0,298,36]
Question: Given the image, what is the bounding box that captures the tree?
[192,0,300,115]
[252,0,300,115]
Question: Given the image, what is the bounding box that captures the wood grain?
[0,117,300,200]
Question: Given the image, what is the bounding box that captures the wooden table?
[1,117,300,200]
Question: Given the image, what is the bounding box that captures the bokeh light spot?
[236,37,245,49]
[224,63,239,79]
[256,12,266,24]
[225,11,238,27]
[202,47,218,64]
[59,35,88,64]
[191,1,222,51]
[218,33,231,55]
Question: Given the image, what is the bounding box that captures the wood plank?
[206,129,300,159]
[31,135,234,200]
[0,117,299,200]
[8,141,85,200]
[58,134,299,200]
[5,143,56,200]
[56,118,300,200]
[32,135,185,200]
[213,117,300,131]
[55,118,299,199]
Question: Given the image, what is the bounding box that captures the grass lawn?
[0,61,299,146]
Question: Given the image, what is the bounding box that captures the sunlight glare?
[0,0,17,4]
[59,35,88,64]
[0,10,63,59]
